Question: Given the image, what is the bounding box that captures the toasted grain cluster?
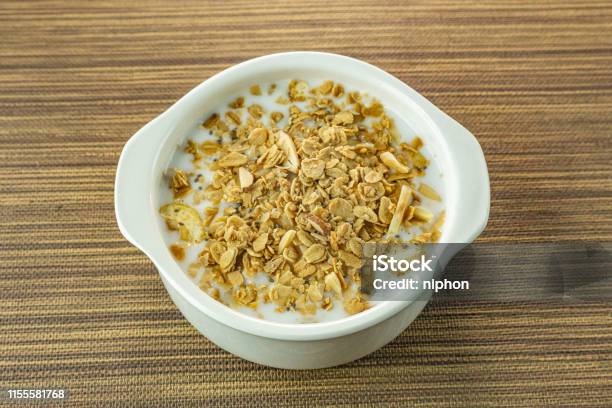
[160,80,443,317]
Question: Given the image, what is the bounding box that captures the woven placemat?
[1,1,610,406]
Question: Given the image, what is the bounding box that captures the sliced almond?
[219,247,238,270]
[278,229,296,253]
[413,207,434,223]
[238,167,254,189]
[324,273,342,296]
[388,185,413,235]
[380,151,410,173]
[218,151,248,167]
[418,183,441,201]
[296,230,314,246]
[276,131,299,173]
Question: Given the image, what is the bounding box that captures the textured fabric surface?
[0,1,611,406]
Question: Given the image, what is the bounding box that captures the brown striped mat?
[0,1,610,406]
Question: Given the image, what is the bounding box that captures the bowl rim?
[115,51,490,341]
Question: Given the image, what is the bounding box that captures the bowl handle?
[114,117,168,253]
[437,111,490,244]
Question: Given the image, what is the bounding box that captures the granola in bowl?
[159,79,444,323]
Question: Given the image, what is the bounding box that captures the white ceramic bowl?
[115,52,490,369]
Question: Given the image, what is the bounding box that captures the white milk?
[158,79,445,323]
